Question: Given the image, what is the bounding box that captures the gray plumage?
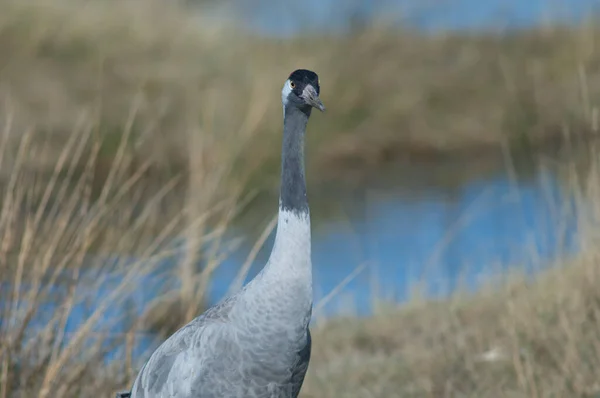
[124,69,324,398]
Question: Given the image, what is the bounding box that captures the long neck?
[262,105,312,281]
[279,105,310,213]
[234,105,313,328]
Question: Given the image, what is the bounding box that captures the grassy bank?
[305,249,600,397]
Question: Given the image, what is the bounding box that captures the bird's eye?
[289,81,296,89]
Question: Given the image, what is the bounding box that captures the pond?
[209,157,578,318]
[7,154,581,366]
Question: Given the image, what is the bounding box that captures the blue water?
[5,165,580,364]
[208,168,578,317]
[231,0,599,36]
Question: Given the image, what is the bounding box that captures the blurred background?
[2,0,600,396]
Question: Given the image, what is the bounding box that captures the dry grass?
[1,0,600,189]
[0,123,235,396]
[2,0,600,397]
[305,254,600,397]
[0,51,254,397]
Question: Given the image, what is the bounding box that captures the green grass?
[2,0,600,397]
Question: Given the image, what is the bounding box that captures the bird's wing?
[289,327,312,398]
[131,320,204,398]
[130,297,235,398]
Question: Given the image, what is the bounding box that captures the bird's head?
[282,69,325,114]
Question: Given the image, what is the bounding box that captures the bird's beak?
[302,85,326,112]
